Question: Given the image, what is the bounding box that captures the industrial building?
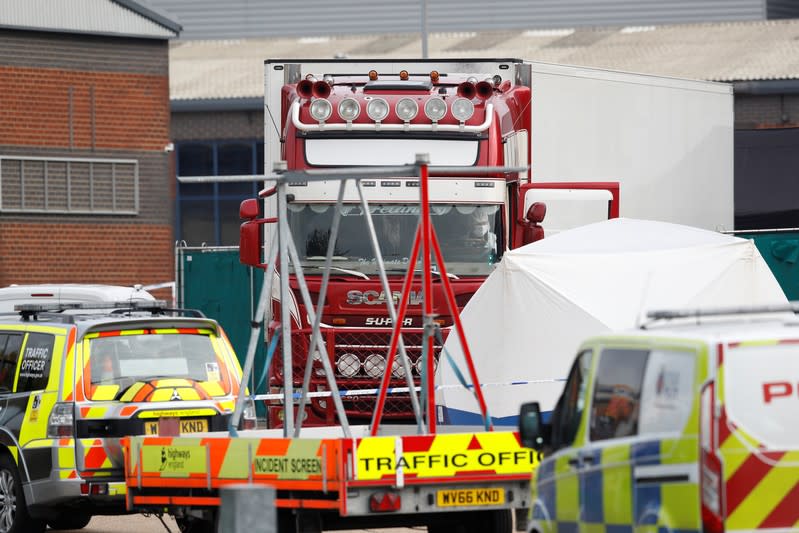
[0,0,180,290]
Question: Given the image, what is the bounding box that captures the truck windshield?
[287,203,503,276]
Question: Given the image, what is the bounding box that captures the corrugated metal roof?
[150,0,773,41]
[0,0,180,39]
[169,18,799,102]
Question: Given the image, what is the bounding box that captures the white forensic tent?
[436,218,788,426]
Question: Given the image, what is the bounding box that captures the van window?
[17,333,55,392]
[551,350,592,450]
[638,349,696,435]
[0,333,24,392]
[85,330,231,400]
[590,348,648,441]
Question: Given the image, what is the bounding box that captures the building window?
[0,156,138,214]
[176,140,263,246]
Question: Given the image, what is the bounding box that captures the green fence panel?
[177,248,267,400]
[737,231,799,301]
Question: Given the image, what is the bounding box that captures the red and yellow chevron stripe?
[717,344,799,530]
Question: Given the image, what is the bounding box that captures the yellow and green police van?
[0,301,252,533]
[519,306,799,533]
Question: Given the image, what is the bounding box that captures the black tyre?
[47,512,92,530]
[485,509,513,533]
[429,510,513,533]
[0,455,46,533]
[176,513,217,533]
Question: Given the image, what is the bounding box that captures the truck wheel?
[484,509,513,533]
[0,455,46,533]
[175,515,216,533]
[429,510,513,533]
[47,512,92,530]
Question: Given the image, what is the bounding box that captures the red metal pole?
[370,225,421,436]
[419,158,436,433]
[430,228,493,430]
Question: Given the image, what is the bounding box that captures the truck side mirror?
[239,199,264,268]
[520,202,546,245]
[518,401,544,450]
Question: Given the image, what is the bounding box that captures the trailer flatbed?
[122,426,534,531]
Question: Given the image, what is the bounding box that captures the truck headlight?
[338,98,360,121]
[364,354,386,378]
[366,98,390,122]
[451,98,474,122]
[424,97,447,122]
[310,99,332,122]
[395,98,418,121]
[336,353,361,378]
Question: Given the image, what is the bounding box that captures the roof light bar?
[645,303,799,321]
[292,101,494,133]
[14,300,169,313]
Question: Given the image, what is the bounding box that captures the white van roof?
[0,284,156,313]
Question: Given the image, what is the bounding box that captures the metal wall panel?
[0,0,176,38]
[767,0,799,18]
[147,0,768,40]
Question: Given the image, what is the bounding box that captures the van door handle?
[567,457,580,467]
[581,455,595,463]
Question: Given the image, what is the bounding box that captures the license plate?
[436,488,505,507]
[143,418,208,435]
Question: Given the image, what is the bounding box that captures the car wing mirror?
[519,401,544,450]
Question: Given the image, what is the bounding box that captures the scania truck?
[227,58,732,427]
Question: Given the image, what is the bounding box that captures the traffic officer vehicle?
[519,304,799,533]
[0,301,253,532]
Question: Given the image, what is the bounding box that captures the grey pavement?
[57,513,422,532]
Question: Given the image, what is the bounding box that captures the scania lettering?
[347,290,424,306]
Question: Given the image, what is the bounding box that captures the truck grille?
[271,327,446,421]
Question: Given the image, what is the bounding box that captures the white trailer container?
[523,61,734,232]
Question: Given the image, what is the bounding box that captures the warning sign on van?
[141,444,207,477]
[252,439,324,480]
[355,432,536,481]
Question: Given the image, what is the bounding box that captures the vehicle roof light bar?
[14,300,170,313]
[645,302,799,321]
[291,101,494,133]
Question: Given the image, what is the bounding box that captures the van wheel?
[428,510,512,533]
[47,512,92,530]
[0,455,46,533]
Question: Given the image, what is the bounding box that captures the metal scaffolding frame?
[224,155,526,437]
